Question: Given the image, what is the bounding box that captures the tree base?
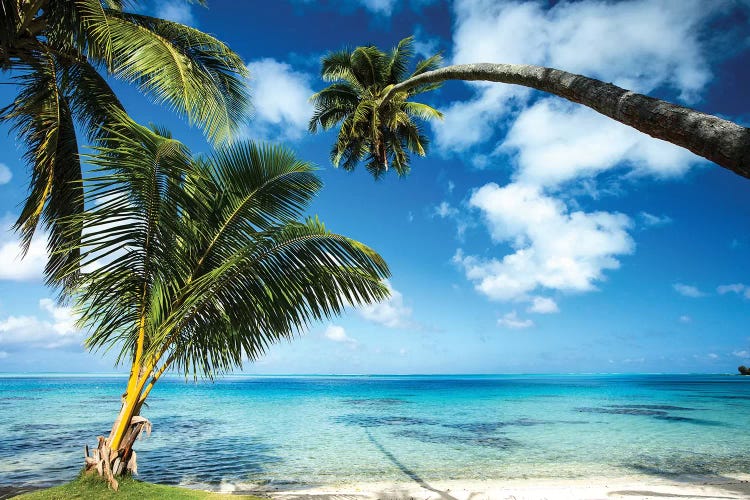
[84,416,152,490]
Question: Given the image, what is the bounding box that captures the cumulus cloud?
[454,182,634,302]
[527,296,559,314]
[502,99,702,187]
[432,85,527,152]
[435,0,719,156]
[0,299,81,350]
[673,283,705,298]
[497,310,534,329]
[0,216,46,281]
[323,324,354,343]
[246,58,314,140]
[155,1,195,25]
[358,281,414,329]
[0,163,11,184]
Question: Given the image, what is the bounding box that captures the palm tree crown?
[309,36,443,179]
[65,120,390,381]
[0,0,250,291]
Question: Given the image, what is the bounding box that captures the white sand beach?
[215,474,750,500]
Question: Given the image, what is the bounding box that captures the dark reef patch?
[392,428,516,449]
[575,407,721,426]
[342,398,408,407]
[333,414,435,428]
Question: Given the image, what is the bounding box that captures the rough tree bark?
[382,63,750,180]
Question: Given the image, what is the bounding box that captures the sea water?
[1,374,750,490]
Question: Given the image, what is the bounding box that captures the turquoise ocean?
[1,374,750,491]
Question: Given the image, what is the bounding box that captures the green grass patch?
[13,473,266,499]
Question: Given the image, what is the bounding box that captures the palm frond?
[386,36,414,83]
[403,101,443,121]
[104,10,249,144]
[0,51,84,292]
[350,45,386,89]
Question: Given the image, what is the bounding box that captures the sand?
[216,473,750,500]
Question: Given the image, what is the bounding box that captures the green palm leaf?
[1,1,250,285]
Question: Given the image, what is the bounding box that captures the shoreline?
[6,473,750,499]
[212,474,750,499]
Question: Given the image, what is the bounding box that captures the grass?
[13,474,266,499]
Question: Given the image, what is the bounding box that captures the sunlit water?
[1,374,750,490]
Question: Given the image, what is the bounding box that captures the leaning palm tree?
[0,0,249,290]
[315,37,750,180]
[57,119,389,489]
[309,36,443,179]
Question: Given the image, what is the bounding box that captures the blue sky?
[0,0,749,374]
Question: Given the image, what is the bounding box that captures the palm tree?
[315,39,750,180]
[59,119,390,489]
[309,36,443,179]
[0,0,250,290]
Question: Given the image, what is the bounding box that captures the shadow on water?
[364,428,458,500]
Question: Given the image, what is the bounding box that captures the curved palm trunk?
[382,63,750,179]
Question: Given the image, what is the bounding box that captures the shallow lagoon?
[1,374,749,490]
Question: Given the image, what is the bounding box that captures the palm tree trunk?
[83,396,152,490]
[83,373,153,489]
[383,63,750,179]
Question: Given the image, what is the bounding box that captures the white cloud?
[357,0,397,15]
[454,182,634,301]
[502,99,702,188]
[358,281,414,329]
[0,299,81,349]
[0,216,46,281]
[527,296,559,314]
[432,85,527,152]
[246,59,314,140]
[717,283,750,299]
[640,212,674,228]
[673,283,705,298]
[733,350,750,359]
[497,310,534,329]
[718,283,745,294]
[708,353,719,360]
[434,201,458,218]
[155,1,195,25]
[0,163,11,184]
[435,0,717,153]
[679,315,692,324]
[323,324,353,343]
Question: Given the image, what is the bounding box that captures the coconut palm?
[316,39,750,180]
[58,119,389,488]
[309,36,443,179]
[0,0,249,290]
